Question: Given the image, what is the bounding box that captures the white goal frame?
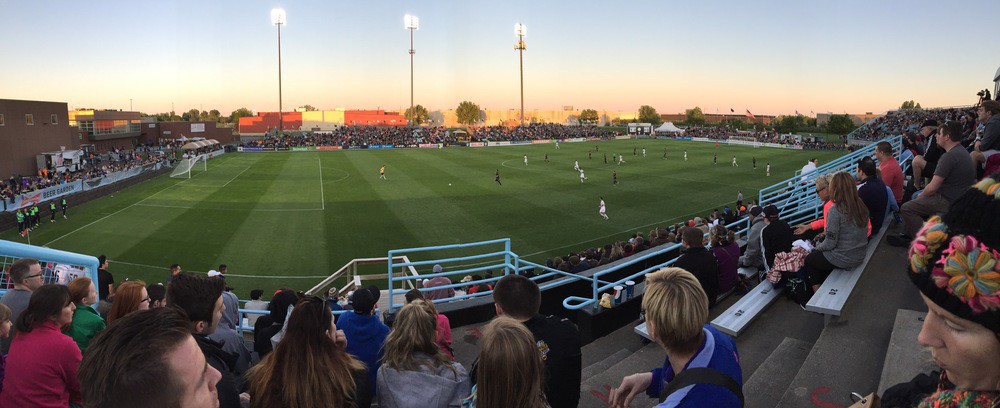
[170,154,208,179]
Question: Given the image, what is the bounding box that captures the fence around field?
[0,239,100,298]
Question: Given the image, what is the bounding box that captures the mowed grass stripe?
[112,156,285,284]
[0,141,844,296]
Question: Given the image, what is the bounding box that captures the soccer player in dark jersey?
[612,170,618,186]
[752,156,757,169]
[713,152,717,164]
[495,169,502,186]
[604,153,607,164]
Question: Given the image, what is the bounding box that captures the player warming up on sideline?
[495,169,502,186]
[379,165,387,180]
[61,198,67,219]
[599,197,609,220]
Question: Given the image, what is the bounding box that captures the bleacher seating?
[805,223,889,323]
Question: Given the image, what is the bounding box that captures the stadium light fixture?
[271,8,286,134]
[514,23,527,125]
[405,14,419,120]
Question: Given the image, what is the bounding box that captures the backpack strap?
[658,367,744,406]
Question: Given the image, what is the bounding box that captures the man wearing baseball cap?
[338,285,389,401]
[910,119,943,191]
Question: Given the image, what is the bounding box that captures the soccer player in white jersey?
[617,155,625,165]
[684,151,688,161]
[574,160,580,171]
[599,197,608,220]
[642,148,646,157]
[579,168,587,182]
[766,163,771,176]
[524,155,528,166]
[732,155,738,167]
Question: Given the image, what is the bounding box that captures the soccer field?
[3,139,842,296]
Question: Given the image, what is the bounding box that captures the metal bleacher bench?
[805,223,889,323]
[709,279,783,337]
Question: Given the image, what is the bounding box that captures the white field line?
[318,157,325,210]
[110,259,331,278]
[219,164,254,188]
[44,178,191,247]
[132,203,323,212]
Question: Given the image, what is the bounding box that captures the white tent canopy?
[654,122,683,133]
[180,139,220,150]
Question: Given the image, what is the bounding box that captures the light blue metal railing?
[0,239,101,299]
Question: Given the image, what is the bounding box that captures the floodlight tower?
[514,23,526,125]
[271,8,286,134]
[405,14,419,119]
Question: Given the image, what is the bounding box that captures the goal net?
[170,154,208,179]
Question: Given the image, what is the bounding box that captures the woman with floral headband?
[896,174,1000,407]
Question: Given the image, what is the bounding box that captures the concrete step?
[579,342,665,408]
[775,240,924,408]
[743,337,813,408]
[877,309,936,396]
[581,318,647,368]
[582,349,632,383]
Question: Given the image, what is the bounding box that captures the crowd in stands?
[1,146,169,207]
[848,106,978,143]
[682,126,847,150]
[243,123,615,150]
[468,123,612,142]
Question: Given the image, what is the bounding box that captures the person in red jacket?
[0,285,81,408]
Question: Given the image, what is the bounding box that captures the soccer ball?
[449,183,452,186]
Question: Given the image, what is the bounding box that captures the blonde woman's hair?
[642,267,707,354]
[382,299,454,374]
[475,317,549,408]
[829,172,869,228]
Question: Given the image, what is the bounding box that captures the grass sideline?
[3,139,842,298]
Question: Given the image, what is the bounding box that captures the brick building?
[0,99,78,177]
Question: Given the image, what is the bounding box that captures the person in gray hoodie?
[803,172,870,292]
[738,206,766,270]
[377,299,470,408]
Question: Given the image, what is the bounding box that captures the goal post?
[170,154,208,179]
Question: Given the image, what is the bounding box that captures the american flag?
[745,110,756,119]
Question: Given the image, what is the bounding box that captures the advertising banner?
[191,123,205,133]
[511,141,531,145]
[531,140,552,144]
[565,138,586,143]
[316,146,343,151]
[469,142,485,147]
[241,147,264,152]
[488,141,511,146]
[290,147,316,152]
[4,162,168,212]
[614,136,632,140]
[418,143,439,149]
[209,149,225,158]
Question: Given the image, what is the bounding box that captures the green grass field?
[2,139,842,297]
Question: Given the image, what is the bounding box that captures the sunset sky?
[2,0,997,116]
